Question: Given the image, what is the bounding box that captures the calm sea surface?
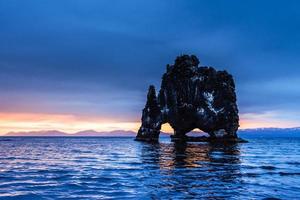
[0,136,299,199]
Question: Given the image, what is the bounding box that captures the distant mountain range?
[3,130,170,137]
[4,130,136,137]
[2,127,300,137]
[238,127,300,133]
[238,127,300,138]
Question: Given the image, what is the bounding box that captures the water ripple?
[0,137,299,199]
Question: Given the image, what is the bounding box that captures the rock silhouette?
[136,55,242,142]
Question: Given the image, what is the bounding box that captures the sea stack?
[136,55,241,142]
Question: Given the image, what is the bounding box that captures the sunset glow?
[0,112,299,135]
[0,112,140,134]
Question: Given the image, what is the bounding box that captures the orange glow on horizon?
[0,112,140,135]
[239,112,300,129]
[161,123,173,133]
[0,112,298,135]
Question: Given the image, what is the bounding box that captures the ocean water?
[0,136,299,199]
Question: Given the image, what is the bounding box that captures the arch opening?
[160,123,174,137]
[186,128,209,138]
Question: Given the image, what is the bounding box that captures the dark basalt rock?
[136,55,241,142]
[136,85,162,142]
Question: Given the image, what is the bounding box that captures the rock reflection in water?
[141,141,241,168]
[140,141,243,199]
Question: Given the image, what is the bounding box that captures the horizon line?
[2,126,300,136]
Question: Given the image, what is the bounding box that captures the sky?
[0,0,300,134]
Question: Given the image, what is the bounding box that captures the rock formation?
[136,55,242,142]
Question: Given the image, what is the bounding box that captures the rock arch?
[136,55,241,142]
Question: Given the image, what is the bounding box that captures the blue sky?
[0,0,299,132]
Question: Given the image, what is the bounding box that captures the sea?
[0,134,299,199]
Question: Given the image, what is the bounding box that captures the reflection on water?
[140,141,243,199]
[141,141,241,169]
[0,137,299,199]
